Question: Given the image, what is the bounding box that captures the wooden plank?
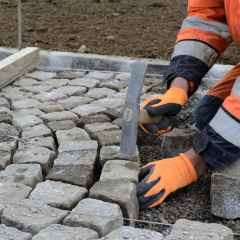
[0,47,40,89]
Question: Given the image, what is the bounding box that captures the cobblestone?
[79,113,111,124]
[13,115,43,129]
[86,87,116,99]
[12,99,41,110]
[56,71,86,79]
[22,124,52,139]
[100,79,128,91]
[42,111,78,122]
[40,103,65,113]
[32,224,98,240]
[12,108,44,118]
[47,78,70,87]
[0,97,10,108]
[72,104,106,117]
[100,145,120,166]
[14,77,40,86]
[54,86,87,96]
[69,77,100,88]
[22,85,55,94]
[13,147,55,174]
[0,107,12,124]
[0,150,12,170]
[0,224,32,240]
[30,180,87,209]
[26,71,56,81]
[58,96,93,110]
[35,90,66,102]
[47,120,77,132]
[90,180,139,219]
[96,130,121,146]
[86,71,114,80]
[0,163,43,188]
[1,199,68,235]
[64,198,123,236]
[0,123,19,142]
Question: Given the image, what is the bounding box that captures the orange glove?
[137,154,198,209]
[139,87,188,136]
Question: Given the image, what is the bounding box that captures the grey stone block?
[90,180,139,219]
[0,224,32,240]
[0,163,43,188]
[22,85,55,94]
[47,120,77,132]
[26,71,56,81]
[165,219,233,240]
[1,199,68,235]
[12,99,41,110]
[13,147,55,174]
[22,124,52,139]
[0,123,19,142]
[79,114,111,125]
[42,111,78,122]
[56,71,86,79]
[64,198,123,237]
[58,140,98,153]
[100,79,128,91]
[35,90,66,102]
[100,160,139,184]
[32,224,98,240]
[58,96,93,110]
[13,115,43,129]
[0,204,4,216]
[12,108,44,118]
[92,98,124,110]
[97,130,121,146]
[1,87,33,100]
[0,107,12,124]
[72,104,106,117]
[100,226,163,240]
[18,136,56,151]
[86,87,116,99]
[211,159,240,219]
[40,103,65,113]
[0,183,31,204]
[100,145,120,166]
[160,128,195,157]
[115,73,130,82]
[86,71,114,80]
[69,78,100,88]
[14,77,39,86]
[0,150,12,170]
[30,180,87,210]
[54,86,87,97]
[47,78,70,87]
[0,97,10,108]
[56,127,90,146]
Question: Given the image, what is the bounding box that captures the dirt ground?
[0,0,239,64]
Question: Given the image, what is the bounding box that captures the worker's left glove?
[137,154,198,209]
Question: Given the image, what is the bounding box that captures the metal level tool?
[119,61,147,160]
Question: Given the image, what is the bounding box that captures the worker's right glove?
[137,153,198,209]
[139,87,188,136]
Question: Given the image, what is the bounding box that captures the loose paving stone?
[30,180,87,209]
[47,78,70,87]
[22,124,52,139]
[79,113,111,125]
[26,71,56,81]
[0,164,43,188]
[59,96,93,110]
[12,99,41,110]
[22,85,55,94]
[1,199,68,235]
[0,150,12,170]
[13,115,43,129]
[92,98,124,110]
[0,224,32,240]
[32,224,98,240]
[100,145,120,166]
[86,87,116,99]
[160,128,195,157]
[56,127,90,145]
[90,180,139,219]
[96,130,121,146]
[48,141,98,187]
[14,77,40,86]
[18,136,56,151]
[47,120,77,132]
[69,77,100,88]
[64,198,123,236]
[54,86,87,96]
[0,182,31,204]
[211,159,240,219]
[100,160,139,184]
[56,71,86,79]
[72,104,106,117]
[0,204,4,216]
[42,111,79,122]
[13,147,55,174]
[12,108,44,118]
[0,107,12,124]
[100,226,163,240]
[115,72,130,81]
[165,219,233,240]
[40,103,65,113]
[86,71,114,80]
[35,90,66,102]
[100,79,128,91]
[1,87,33,100]
[0,123,19,142]
[0,97,10,108]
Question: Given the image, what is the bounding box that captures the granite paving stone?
[42,111,79,122]
[56,71,86,79]
[21,85,55,94]
[100,145,120,166]
[58,96,93,110]
[92,98,124,110]
[86,87,116,99]
[22,124,52,139]
[0,123,19,142]
[32,224,98,240]
[40,103,65,113]
[96,130,121,146]
[0,224,32,240]
[13,115,43,129]
[86,71,114,80]
[12,108,44,118]
[54,86,87,96]
[12,99,41,110]
[64,198,123,236]
[0,204,4,216]
[0,97,10,108]
[0,150,12,170]
[26,71,56,81]
[47,120,77,132]
[79,113,111,125]
[35,90,66,102]
[90,180,139,219]
[47,78,70,87]
[13,147,55,174]
[100,160,139,184]
[100,226,164,240]
[69,77,100,88]
[72,104,106,117]
[30,180,88,210]
[1,199,68,235]
[115,73,130,81]
[13,77,40,86]
[56,127,90,145]
[0,107,13,124]
[18,136,56,151]
[100,79,128,91]
[0,163,43,188]
[0,182,32,204]
[1,87,33,100]
[165,219,233,240]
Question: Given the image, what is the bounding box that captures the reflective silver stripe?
[232,78,240,96]
[210,108,240,148]
[171,40,218,66]
[181,16,231,41]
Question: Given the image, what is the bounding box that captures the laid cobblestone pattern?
[0,64,234,239]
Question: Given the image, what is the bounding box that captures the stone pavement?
[0,64,235,239]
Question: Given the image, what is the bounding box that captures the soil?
[0,0,239,64]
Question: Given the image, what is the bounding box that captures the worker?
[137,0,240,209]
